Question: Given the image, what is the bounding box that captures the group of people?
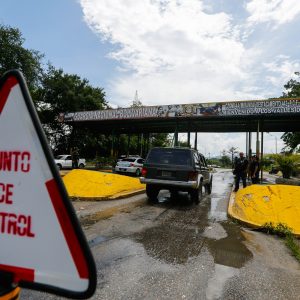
[233,152,260,192]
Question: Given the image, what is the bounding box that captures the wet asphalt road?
[22,169,300,300]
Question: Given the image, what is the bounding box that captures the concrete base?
[275,178,300,186]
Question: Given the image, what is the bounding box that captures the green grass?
[261,222,300,262]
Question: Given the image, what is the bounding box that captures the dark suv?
[140,147,212,203]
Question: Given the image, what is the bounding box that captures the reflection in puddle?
[134,171,252,268]
[206,222,253,268]
[206,264,239,300]
[209,196,228,221]
[208,185,232,222]
[134,225,206,264]
[89,235,109,247]
[134,198,210,264]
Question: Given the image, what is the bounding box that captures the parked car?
[114,157,144,176]
[140,147,213,204]
[55,155,86,170]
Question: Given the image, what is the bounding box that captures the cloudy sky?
[2,0,300,155]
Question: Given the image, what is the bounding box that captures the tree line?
[281,72,300,152]
[1,24,300,157]
[0,24,169,160]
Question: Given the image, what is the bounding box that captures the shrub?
[260,157,274,171]
[94,156,115,168]
[272,154,300,178]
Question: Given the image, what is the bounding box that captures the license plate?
[121,168,127,171]
[162,171,172,177]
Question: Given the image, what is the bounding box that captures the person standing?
[71,147,79,169]
[233,152,248,192]
[249,155,260,184]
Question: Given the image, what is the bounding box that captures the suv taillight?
[130,163,134,167]
[188,171,198,181]
[141,167,147,177]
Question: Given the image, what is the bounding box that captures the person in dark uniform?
[249,155,260,184]
[71,147,79,169]
[233,152,248,192]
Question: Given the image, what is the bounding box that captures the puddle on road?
[206,263,239,300]
[208,195,228,222]
[89,235,110,247]
[134,225,206,264]
[133,171,252,268]
[205,222,253,268]
[133,193,210,264]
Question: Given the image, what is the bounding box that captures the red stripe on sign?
[45,179,88,279]
[0,264,34,283]
[0,76,18,114]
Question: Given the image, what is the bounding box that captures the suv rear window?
[146,148,192,166]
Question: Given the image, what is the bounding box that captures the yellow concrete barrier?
[228,185,300,235]
[63,169,145,200]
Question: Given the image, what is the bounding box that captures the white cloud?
[264,56,300,89]
[81,0,235,74]
[80,0,263,106]
[80,0,300,107]
[246,0,300,26]
[79,0,298,153]
[179,132,284,156]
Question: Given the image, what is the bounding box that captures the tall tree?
[228,146,239,165]
[0,24,43,92]
[281,72,300,152]
[35,66,108,155]
[0,24,111,158]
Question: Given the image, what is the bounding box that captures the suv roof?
[146,147,197,166]
[148,147,203,155]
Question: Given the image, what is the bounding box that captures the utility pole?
[268,132,278,154]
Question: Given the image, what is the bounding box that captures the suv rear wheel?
[146,185,159,202]
[170,190,178,200]
[205,178,212,195]
[190,182,202,204]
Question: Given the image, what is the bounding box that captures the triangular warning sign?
[0,70,96,298]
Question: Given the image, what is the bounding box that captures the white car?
[115,157,144,176]
[55,155,86,170]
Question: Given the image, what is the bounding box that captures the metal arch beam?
[64,98,300,134]
[69,114,300,134]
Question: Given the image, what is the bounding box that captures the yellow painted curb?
[228,189,262,229]
[228,185,300,236]
[63,169,145,199]
[70,189,146,201]
[80,198,147,226]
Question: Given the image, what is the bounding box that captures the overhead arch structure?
[61,98,300,134]
[61,98,300,178]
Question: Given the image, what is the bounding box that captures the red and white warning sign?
[0,71,96,298]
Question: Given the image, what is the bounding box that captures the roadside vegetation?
[0,24,169,160]
[262,154,300,178]
[261,222,300,263]
[281,72,300,153]
[1,23,299,160]
[207,156,232,168]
